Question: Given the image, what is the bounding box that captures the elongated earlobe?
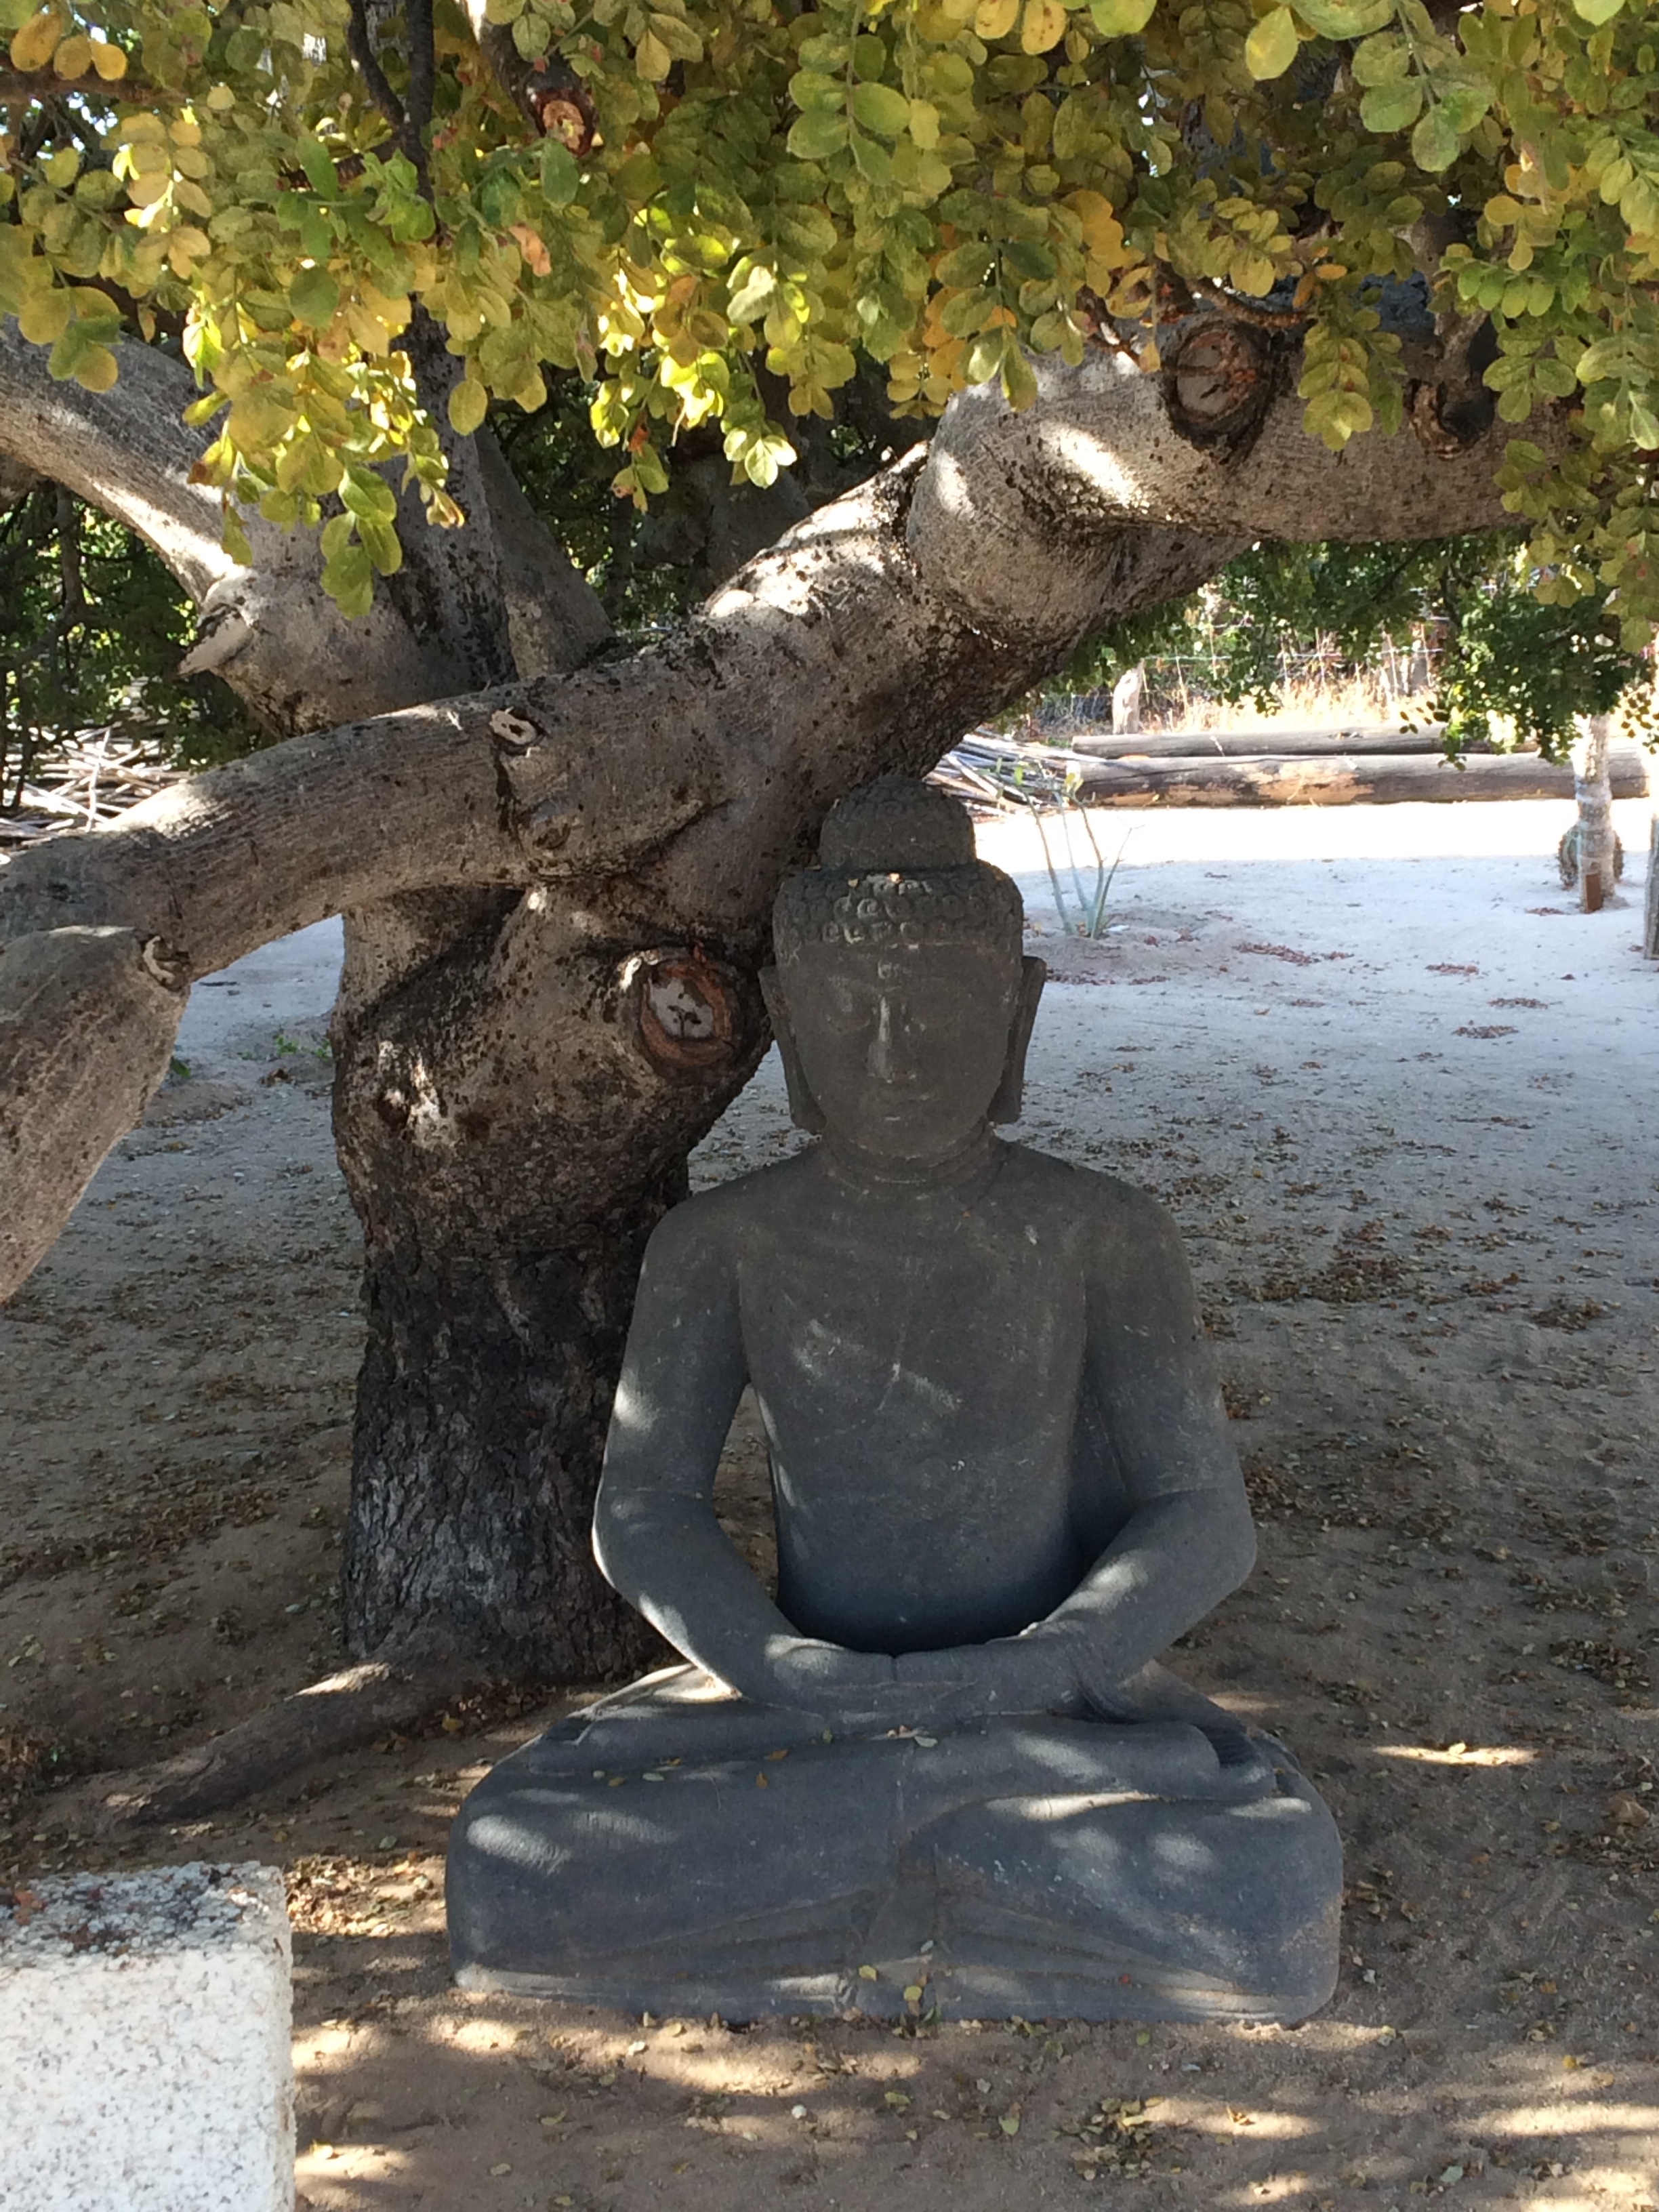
[759,966,827,1133]
[989,956,1046,1124]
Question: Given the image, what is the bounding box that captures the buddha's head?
[763,777,1045,1162]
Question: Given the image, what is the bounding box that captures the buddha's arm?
[594,1203,901,1716]
[896,1187,1254,1715]
[1048,1187,1255,1698]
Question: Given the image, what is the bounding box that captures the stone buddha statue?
[447,776,1341,2023]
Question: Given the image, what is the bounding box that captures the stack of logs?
[0,730,180,853]
[1062,722,1652,808]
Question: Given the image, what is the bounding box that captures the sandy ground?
[3,793,1658,2212]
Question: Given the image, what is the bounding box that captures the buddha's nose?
[866,996,915,1084]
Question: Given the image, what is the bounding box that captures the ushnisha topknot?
[773,775,1024,959]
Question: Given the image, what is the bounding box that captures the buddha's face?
[777,939,1024,1161]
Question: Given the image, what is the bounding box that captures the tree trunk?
[325,882,769,1677]
[1567,715,1618,910]
[344,1169,675,1675]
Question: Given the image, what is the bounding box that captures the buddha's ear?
[759,966,827,1134]
[989,956,1046,1125]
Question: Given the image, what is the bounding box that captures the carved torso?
[715,1143,1140,1650]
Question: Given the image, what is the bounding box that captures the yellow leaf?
[17,288,70,344]
[10,9,60,72]
[1243,5,1298,81]
[857,1963,878,1980]
[89,37,126,80]
[635,27,671,77]
[1020,0,1067,48]
[73,344,117,392]
[1065,188,1125,261]
[975,0,1019,37]
[53,31,89,76]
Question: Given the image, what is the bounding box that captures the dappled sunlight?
[1374,1742,1538,1766]
[1040,417,1150,516]
[280,1912,1659,2210]
[703,501,896,623]
[1469,2100,1659,2135]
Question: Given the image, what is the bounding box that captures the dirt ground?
[3,794,1658,2212]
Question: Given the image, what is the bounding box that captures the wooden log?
[1067,723,1449,758]
[1073,745,1651,807]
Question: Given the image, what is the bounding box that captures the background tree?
[1,0,1656,1802]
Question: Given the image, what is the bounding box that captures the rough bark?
[0,926,186,1294]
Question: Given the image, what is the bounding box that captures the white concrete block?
[0,1861,293,2212]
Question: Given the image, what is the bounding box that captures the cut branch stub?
[1161,320,1275,452]
[623,947,750,1073]
[1409,375,1499,457]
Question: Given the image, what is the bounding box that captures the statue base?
[447,1673,1342,2026]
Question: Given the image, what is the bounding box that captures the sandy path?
[2,794,1657,2212]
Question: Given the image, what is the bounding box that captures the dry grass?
[1042,669,1439,741]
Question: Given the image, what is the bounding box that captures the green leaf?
[786,109,848,160]
[297,138,339,199]
[342,468,398,523]
[1001,345,1038,409]
[851,82,913,140]
[448,376,489,436]
[289,266,340,327]
[539,141,579,207]
[726,263,777,322]
[1411,104,1462,172]
[1359,79,1422,133]
[649,12,704,60]
[1244,6,1300,80]
[321,539,373,619]
[939,239,996,287]
[1351,30,1410,83]
[850,130,894,184]
[1292,0,1393,33]
[359,515,403,575]
[1087,0,1156,34]
[1572,0,1624,21]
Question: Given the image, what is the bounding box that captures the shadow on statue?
[448,777,1342,2024]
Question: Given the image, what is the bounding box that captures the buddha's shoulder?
[646,1151,819,1257]
[996,1143,1179,1235]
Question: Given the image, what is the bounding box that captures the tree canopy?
[0,0,1654,636]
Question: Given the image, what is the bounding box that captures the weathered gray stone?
[449,776,1341,2022]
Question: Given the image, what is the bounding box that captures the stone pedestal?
[0,1862,293,2212]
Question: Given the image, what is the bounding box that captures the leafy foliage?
[1065,533,1648,757]
[0,0,1656,635]
[0,481,253,801]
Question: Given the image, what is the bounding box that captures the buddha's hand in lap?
[894,1629,1092,1720]
[754,1638,990,1732]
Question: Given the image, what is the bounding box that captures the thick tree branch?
[0,320,613,731]
[0,339,1546,1301]
[907,347,1542,642]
